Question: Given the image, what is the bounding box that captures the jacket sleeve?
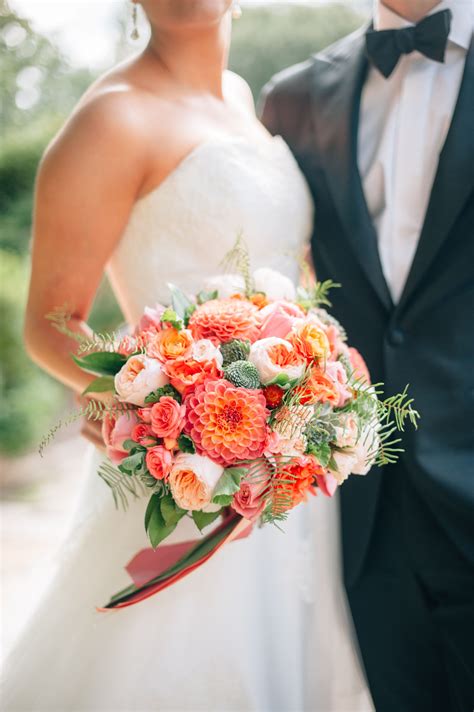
[258,80,282,137]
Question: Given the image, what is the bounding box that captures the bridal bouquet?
[46,241,418,609]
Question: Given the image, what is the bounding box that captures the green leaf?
[82,375,115,395]
[192,509,223,532]
[160,494,186,528]
[305,440,332,468]
[177,434,195,454]
[184,304,197,327]
[122,439,141,452]
[160,309,183,330]
[118,451,145,474]
[146,495,179,549]
[72,351,127,376]
[268,372,292,388]
[144,384,182,405]
[196,289,218,305]
[168,283,194,320]
[212,494,234,507]
[212,467,245,503]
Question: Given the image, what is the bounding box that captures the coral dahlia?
[184,379,268,466]
[188,298,261,343]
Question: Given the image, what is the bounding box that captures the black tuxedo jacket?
[261,27,474,587]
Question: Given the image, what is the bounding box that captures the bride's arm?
[24,92,148,396]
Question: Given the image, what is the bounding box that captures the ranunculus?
[168,453,223,511]
[325,361,352,408]
[253,268,296,302]
[202,273,246,299]
[297,365,339,406]
[166,356,222,395]
[249,337,305,386]
[146,328,193,361]
[131,422,157,447]
[289,318,330,363]
[232,481,266,521]
[102,411,140,464]
[115,355,169,407]
[150,396,186,439]
[146,445,173,481]
[137,304,166,332]
[259,301,305,339]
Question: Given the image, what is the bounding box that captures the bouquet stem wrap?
[100,512,252,610]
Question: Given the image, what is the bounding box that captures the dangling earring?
[232,2,242,20]
[130,2,140,40]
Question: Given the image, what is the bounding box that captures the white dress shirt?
[358,0,473,302]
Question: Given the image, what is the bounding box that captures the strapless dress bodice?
[107,135,313,325]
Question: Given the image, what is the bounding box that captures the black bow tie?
[365,8,452,78]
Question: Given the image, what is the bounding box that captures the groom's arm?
[258,80,282,137]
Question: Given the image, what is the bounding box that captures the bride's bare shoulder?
[224,70,255,114]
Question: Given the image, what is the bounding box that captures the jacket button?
[388,328,405,347]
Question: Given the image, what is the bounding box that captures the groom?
[260,1,474,710]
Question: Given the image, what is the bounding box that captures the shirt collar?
[374,1,473,51]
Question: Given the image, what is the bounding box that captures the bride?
[2,1,373,710]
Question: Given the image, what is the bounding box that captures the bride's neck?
[146,19,231,98]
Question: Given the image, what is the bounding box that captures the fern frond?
[97,462,149,511]
[46,305,121,354]
[312,279,341,308]
[220,232,254,296]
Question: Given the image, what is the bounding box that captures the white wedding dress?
[1,135,373,712]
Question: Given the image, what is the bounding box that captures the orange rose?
[146,328,193,361]
[165,357,222,395]
[289,320,329,363]
[250,293,270,310]
[297,366,339,406]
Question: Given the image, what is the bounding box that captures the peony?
[289,318,330,363]
[202,273,246,299]
[325,361,352,408]
[249,337,305,386]
[259,300,305,339]
[188,298,261,343]
[146,445,173,481]
[102,411,140,465]
[232,481,266,521]
[150,396,186,439]
[253,268,296,302]
[146,328,193,362]
[115,355,169,407]
[297,365,339,406]
[185,379,269,466]
[168,452,223,511]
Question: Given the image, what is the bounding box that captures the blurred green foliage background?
[0,0,363,455]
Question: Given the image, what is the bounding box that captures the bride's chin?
[144,0,233,29]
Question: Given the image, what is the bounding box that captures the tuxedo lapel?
[397,34,474,313]
[310,28,393,312]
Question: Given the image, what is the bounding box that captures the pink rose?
[137,407,152,423]
[232,481,266,521]
[150,396,186,439]
[348,347,371,385]
[131,422,157,447]
[146,446,173,480]
[117,334,139,356]
[326,325,350,362]
[315,472,338,497]
[259,301,305,339]
[137,304,166,333]
[325,361,352,408]
[102,411,139,464]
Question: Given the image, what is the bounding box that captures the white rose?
[330,450,359,485]
[352,428,379,475]
[191,339,223,368]
[114,354,169,406]
[169,453,224,511]
[249,337,305,385]
[333,413,360,449]
[202,274,245,299]
[253,268,296,302]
